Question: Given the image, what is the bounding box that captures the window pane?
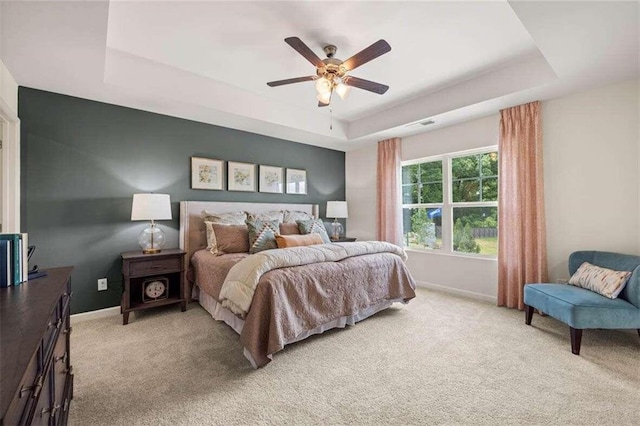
[403,207,442,250]
[452,179,480,202]
[420,160,442,183]
[402,164,419,184]
[402,184,419,204]
[481,152,498,176]
[452,155,479,179]
[481,177,498,202]
[421,182,443,204]
[452,207,498,256]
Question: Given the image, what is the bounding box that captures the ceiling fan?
[267,37,391,107]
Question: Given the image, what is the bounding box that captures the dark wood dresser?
[0,267,74,425]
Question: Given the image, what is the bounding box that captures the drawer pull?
[151,265,162,269]
[22,375,45,399]
[63,326,73,335]
[55,352,68,363]
[63,398,70,412]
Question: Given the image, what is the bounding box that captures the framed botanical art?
[286,168,307,195]
[228,161,256,192]
[191,157,224,190]
[259,165,283,194]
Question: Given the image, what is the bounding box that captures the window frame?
[401,145,498,258]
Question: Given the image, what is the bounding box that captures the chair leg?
[637,329,640,338]
[570,327,582,355]
[525,305,534,325]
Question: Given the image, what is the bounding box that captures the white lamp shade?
[131,193,172,221]
[326,201,348,219]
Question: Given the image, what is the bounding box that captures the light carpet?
[68,288,639,425]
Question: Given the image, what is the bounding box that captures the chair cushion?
[524,284,640,329]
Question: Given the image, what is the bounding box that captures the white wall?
[0,60,18,116]
[0,58,20,232]
[544,79,640,280]
[346,78,640,301]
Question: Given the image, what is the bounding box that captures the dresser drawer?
[129,257,181,276]
[42,306,62,362]
[3,350,40,425]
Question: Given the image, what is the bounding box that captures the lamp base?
[142,248,161,254]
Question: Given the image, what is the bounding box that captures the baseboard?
[70,306,120,324]
[415,280,497,304]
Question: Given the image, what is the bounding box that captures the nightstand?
[332,237,357,242]
[121,249,186,325]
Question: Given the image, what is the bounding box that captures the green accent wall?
[19,87,345,314]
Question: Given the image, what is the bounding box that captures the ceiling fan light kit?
[267,37,391,107]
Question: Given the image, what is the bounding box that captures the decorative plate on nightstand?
[142,277,169,303]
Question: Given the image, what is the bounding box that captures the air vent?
[406,119,435,127]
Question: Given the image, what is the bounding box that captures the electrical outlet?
[98,278,108,291]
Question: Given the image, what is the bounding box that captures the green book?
[0,234,22,285]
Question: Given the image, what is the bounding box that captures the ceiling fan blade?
[342,76,389,94]
[267,76,316,87]
[284,37,325,68]
[318,101,330,107]
[342,39,391,71]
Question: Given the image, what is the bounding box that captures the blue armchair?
[523,251,640,355]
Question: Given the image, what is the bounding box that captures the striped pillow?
[568,262,632,299]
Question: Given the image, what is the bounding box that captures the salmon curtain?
[498,101,548,310]
[376,138,403,246]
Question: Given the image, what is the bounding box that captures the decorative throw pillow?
[296,219,331,244]
[246,219,281,254]
[208,223,249,255]
[568,262,632,299]
[247,210,284,223]
[279,222,301,235]
[283,210,313,223]
[202,211,247,253]
[275,233,323,248]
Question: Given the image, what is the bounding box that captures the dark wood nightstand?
[121,249,186,325]
[332,237,357,242]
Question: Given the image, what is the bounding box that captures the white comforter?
[218,241,407,317]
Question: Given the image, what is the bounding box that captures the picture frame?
[286,168,307,195]
[259,165,284,194]
[228,161,256,192]
[191,157,224,190]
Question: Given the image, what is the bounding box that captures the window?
[401,148,498,257]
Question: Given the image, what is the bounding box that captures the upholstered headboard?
[179,201,319,301]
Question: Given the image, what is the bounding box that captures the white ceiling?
[1,1,638,151]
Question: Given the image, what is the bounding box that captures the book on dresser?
[0,266,74,425]
[0,233,29,288]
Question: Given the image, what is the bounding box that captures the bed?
[179,201,416,367]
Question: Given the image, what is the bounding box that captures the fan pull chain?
[330,108,333,130]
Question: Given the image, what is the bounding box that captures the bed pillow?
[283,210,313,223]
[275,234,323,248]
[247,210,284,223]
[568,262,632,299]
[205,223,249,255]
[296,219,331,244]
[246,219,281,254]
[279,222,301,235]
[202,211,247,252]
[201,210,247,224]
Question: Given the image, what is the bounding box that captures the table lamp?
[326,201,348,241]
[131,193,172,254]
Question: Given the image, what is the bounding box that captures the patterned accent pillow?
[283,210,313,223]
[568,262,632,299]
[247,210,284,223]
[206,223,249,255]
[296,219,331,244]
[246,219,281,254]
